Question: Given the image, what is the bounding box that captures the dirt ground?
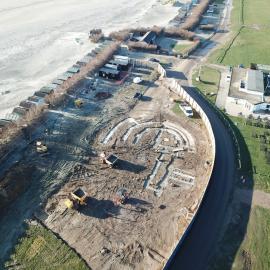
[0,64,156,265]
[39,80,213,270]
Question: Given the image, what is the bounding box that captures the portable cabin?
[67,66,80,74]
[28,95,46,105]
[99,67,120,80]
[109,59,129,71]
[13,106,28,117]
[0,119,13,130]
[34,91,48,98]
[105,63,119,70]
[40,86,55,95]
[19,100,36,109]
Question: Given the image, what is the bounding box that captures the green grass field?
[192,66,221,104]
[234,206,270,270]
[172,101,184,116]
[230,116,270,192]
[210,205,270,270]
[209,0,270,66]
[5,224,89,270]
[172,43,193,54]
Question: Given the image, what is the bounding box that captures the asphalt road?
[165,86,236,270]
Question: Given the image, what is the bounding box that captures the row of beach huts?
[0,40,129,133]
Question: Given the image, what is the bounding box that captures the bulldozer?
[64,188,87,210]
[113,188,129,205]
[36,141,48,153]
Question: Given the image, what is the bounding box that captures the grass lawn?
[234,206,270,270]
[172,43,193,54]
[172,101,184,116]
[5,224,89,270]
[229,116,270,192]
[209,0,270,66]
[192,66,221,104]
[209,28,270,67]
[211,205,270,270]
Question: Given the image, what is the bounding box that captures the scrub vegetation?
[5,224,89,270]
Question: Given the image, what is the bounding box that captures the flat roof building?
[246,70,264,95]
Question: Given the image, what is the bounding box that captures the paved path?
[235,189,270,210]
[165,0,239,269]
[165,84,236,270]
[215,70,231,109]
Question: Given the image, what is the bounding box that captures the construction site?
[0,56,214,270]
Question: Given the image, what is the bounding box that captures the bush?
[181,40,201,56]
[163,27,195,40]
[109,29,131,41]
[181,0,211,31]
[89,29,104,43]
[127,41,157,51]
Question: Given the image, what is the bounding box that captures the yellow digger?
[74,99,83,108]
[36,141,48,153]
[64,188,87,210]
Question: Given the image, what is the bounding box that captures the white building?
[225,68,270,117]
[239,70,264,98]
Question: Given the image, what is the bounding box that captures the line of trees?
[109,0,211,43]
[181,0,212,31]
[127,41,158,51]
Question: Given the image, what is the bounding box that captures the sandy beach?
[0,0,181,118]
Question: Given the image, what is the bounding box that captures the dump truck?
[114,188,129,205]
[64,188,87,210]
[36,141,48,153]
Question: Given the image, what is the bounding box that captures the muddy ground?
[0,64,157,266]
[39,81,213,270]
[0,61,213,269]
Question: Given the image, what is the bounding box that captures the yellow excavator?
[36,141,48,153]
[64,188,87,210]
[74,99,83,108]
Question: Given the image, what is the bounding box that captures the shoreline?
[0,0,183,118]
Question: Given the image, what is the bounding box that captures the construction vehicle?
[74,99,83,108]
[64,188,87,210]
[100,152,119,168]
[114,188,129,205]
[36,141,48,153]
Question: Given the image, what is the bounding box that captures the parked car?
[179,102,193,118]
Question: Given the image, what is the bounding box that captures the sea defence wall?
[161,65,216,269]
[131,59,216,268]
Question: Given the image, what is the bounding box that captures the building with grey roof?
[245,70,264,96]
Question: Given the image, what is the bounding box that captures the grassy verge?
[172,101,184,116]
[5,223,89,270]
[192,66,221,104]
[172,43,193,54]
[209,0,270,66]
[229,116,270,192]
[209,28,270,66]
[211,205,270,270]
[192,65,270,269]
